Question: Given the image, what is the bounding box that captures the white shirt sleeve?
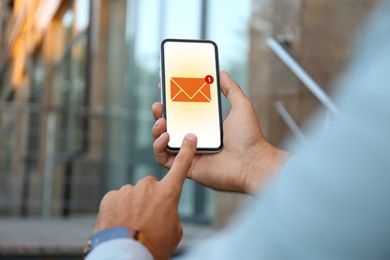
[85,238,154,260]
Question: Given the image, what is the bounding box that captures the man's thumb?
[220,71,246,108]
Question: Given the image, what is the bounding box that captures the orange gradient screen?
[161,40,222,150]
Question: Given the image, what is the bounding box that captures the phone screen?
[160,39,223,152]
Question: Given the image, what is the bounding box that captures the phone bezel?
[160,38,224,153]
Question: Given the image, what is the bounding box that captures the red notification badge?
[205,75,214,84]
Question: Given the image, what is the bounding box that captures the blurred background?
[0,0,376,259]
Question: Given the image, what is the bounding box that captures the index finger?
[161,134,197,187]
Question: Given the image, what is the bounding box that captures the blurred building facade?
[250,0,376,146]
[0,0,97,217]
[0,0,251,224]
[0,0,377,227]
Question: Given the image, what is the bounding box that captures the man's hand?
[93,134,197,260]
[152,71,288,193]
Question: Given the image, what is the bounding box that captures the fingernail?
[185,133,196,140]
[153,120,159,128]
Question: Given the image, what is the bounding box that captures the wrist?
[84,227,155,258]
[244,142,289,194]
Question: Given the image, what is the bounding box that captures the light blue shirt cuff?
[85,238,154,260]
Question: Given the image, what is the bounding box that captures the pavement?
[0,216,94,258]
[0,215,213,259]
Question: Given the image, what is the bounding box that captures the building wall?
[249,0,377,147]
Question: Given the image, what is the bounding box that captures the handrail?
[274,100,308,144]
[266,37,339,116]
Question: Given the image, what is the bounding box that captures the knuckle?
[137,176,158,185]
[100,190,117,204]
[144,176,158,182]
[119,184,133,192]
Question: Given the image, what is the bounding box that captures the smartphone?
[160,39,223,153]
